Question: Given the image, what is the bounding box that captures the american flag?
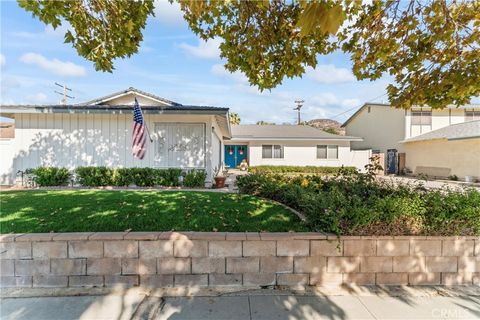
[132,98,147,159]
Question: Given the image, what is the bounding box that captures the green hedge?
[183,170,207,188]
[74,167,184,187]
[236,172,480,236]
[31,167,71,186]
[75,167,113,186]
[28,167,199,187]
[249,165,358,175]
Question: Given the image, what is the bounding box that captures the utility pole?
[54,82,74,105]
[294,100,304,125]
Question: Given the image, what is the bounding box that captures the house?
[225,125,370,169]
[0,88,369,185]
[342,103,480,179]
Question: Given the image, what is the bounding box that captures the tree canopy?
[17,0,480,109]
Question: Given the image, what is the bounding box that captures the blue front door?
[225,145,247,168]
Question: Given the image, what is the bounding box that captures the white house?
[225,125,370,169]
[0,88,369,185]
[342,103,480,179]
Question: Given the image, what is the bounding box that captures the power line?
[329,92,389,121]
[54,82,75,105]
[293,99,304,125]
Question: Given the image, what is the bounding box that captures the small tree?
[229,112,241,125]
[256,121,276,125]
[323,127,338,135]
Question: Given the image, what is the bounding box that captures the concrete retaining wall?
[1,232,479,288]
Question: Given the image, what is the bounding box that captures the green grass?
[0,190,306,233]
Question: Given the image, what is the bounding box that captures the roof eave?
[0,105,229,115]
[230,137,363,141]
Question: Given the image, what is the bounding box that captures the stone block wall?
[1,232,479,288]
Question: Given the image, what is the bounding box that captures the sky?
[0,0,394,124]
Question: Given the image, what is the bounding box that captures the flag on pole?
[132,98,147,159]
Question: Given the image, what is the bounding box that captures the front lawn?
[0,190,307,233]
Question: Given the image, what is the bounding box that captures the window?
[465,110,480,121]
[317,145,338,159]
[411,110,432,125]
[262,145,283,159]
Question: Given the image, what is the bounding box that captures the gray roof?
[0,87,228,114]
[81,87,181,106]
[0,104,229,114]
[230,125,362,141]
[400,120,480,143]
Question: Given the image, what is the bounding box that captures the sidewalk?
[1,286,479,320]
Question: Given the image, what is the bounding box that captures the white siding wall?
[405,107,479,139]
[211,132,221,173]
[0,139,15,184]
[0,113,216,184]
[237,140,370,172]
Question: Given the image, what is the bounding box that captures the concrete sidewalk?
[1,287,479,320]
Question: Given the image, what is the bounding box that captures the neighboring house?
[225,125,370,169]
[342,103,480,179]
[0,88,369,185]
[400,120,480,179]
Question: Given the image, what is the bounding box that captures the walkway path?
[1,286,479,320]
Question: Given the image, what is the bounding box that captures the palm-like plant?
[229,112,241,125]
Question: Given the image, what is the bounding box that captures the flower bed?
[236,171,480,236]
[248,165,357,175]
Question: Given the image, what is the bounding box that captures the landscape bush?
[236,171,480,236]
[183,169,207,188]
[30,167,183,187]
[128,167,156,187]
[249,165,358,175]
[75,166,113,186]
[31,167,71,186]
[155,168,182,187]
[111,168,133,186]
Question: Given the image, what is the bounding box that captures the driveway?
[377,175,480,191]
[1,286,479,320]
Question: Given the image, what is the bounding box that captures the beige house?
[342,103,480,179]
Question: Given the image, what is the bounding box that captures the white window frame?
[262,144,284,159]
[411,110,432,125]
[317,145,339,160]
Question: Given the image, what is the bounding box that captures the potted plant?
[213,164,228,188]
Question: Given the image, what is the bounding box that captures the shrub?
[237,172,480,236]
[183,169,207,188]
[156,168,182,187]
[249,165,357,175]
[75,167,113,186]
[112,168,133,186]
[130,168,156,187]
[32,167,71,186]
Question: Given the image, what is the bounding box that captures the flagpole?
[145,124,153,143]
[135,98,153,142]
